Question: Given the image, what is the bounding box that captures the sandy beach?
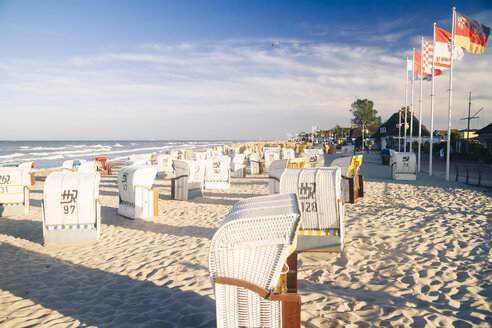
[0,154,491,327]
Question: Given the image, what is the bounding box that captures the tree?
[350,99,382,127]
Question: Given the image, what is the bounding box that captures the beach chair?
[231,154,246,178]
[124,159,150,167]
[190,152,207,162]
[280,167,344,252]
[282,148,296,159]
[286,158,306,169]
[95,156,111,175]
[128,153,155,164]
[117,165,159,219]
[391,152,417,180]
[249,152,263,175]
[0,167,31,217]
[301,148,325,167]
[77,161,96,173]
[329,155,364,203]
[264,148,281,169]
[209,193,302,328]
[268,159,288,194]
[156,154,175,179]
[204,156,231,189]
[42,171,101,244]
[171,160,205,200]
[341,145,355,157]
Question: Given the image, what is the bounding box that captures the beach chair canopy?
[156,154,174,173]
[77,161,96,173]
[173,160,205,183]
[117,165,158,204]
[43,171,100,227]
[330,155,363,178]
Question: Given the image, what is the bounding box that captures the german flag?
[454,11,490,54]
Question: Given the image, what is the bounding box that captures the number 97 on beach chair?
[42,172,101,245]
[209,193,302,328]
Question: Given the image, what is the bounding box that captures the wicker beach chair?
[231,154,246,178]
[264,148,282,169]
[117,165,159,219]
[42,171,101,244]
[171,160,205,200]
[209,193,302,328]
[0,167,31,217]
[268,159,288,195]
[249,152,263,175]
[204,156,231,189]
[301,148,325,168]
[329,155,364,203]
[391,152,417,180]
[282,148,296,160]
[280,167,344,252]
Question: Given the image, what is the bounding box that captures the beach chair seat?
[117,166,159,219]
[231,154,246,178]
[391,152,417,180]
[280,167,344,252]
[268,159,288,194]
[156,154,175,179]
[209,193,302,328]
[204,156,231,189]
[42,171,101,244]
[249,152,263,175]
[329,155,364,203]
[0,167,31,217]
[171,160,205,200]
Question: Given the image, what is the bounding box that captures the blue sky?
[1,0,491,140]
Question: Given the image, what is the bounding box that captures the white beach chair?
[209,193,302,328]
[231,154,246,178]
[117,165,159,219]
[264,148,281,169]
[341,145,355,157]
[391,152,417,180]
[280,167,344,252]
[77,160,96,173]
[171,160,205,200]
[62,159,87,171]
[282,148,296,160]
[18,161,36,186]
[329,155,364,203]
[249,152,263,175]
[190,152,207,162]
[268,159,288,195]
[128,153,154,162]
[156,154,175,179]
[42,171,101,245]
[0,167,31,217]
[204,156,231,189]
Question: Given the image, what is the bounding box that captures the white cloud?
[0,37,491,140]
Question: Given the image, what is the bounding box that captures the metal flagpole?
[418,38,424,172]
[410,49,415,153]
[404,57,408,152]
[446,8,456,181]
[398,108,402,151]
[429,23,436,176]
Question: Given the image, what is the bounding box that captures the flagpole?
[410,48,415,153]
[429,23,436,176]
[398,108,402,152]
[404,56,408,152]
[418,38,423,172]
[446,8,456,181]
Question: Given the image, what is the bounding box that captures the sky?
[0,0,491,140]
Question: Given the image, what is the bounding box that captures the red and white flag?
[422,40,443,76]
[434,26,464,69]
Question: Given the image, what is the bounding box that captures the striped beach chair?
[209,193,302,328]
[42,171,101,244]
[117,165,159,219]
[280,167,344,252]
[0,167,31,217]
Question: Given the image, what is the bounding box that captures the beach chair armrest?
[215,276,300,302]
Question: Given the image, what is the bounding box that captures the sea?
[0,140,241,171]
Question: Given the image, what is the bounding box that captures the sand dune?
[1,155,490,327]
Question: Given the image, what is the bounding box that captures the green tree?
[350,99,382,127]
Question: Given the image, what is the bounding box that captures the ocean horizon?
[0,140,247,171]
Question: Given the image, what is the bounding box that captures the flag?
[413,51,432,81]
[434,26,464,69]
[455,11,491,54]
[421,40,443,77]
[407,58,414,81]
